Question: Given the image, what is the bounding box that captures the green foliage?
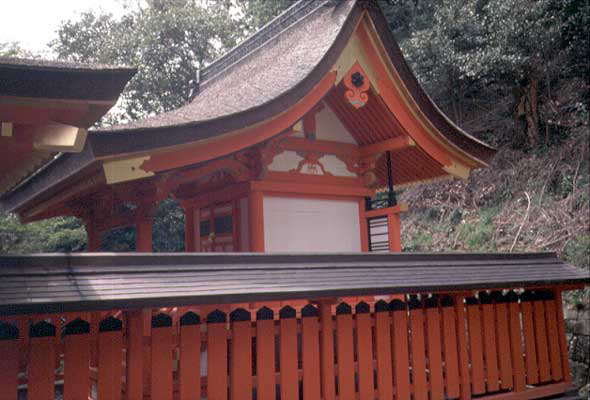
[0,214,86,254]
[235,0,293,32]
[52,0,244,123]
[153,199,185,252]
[0,42,37,58]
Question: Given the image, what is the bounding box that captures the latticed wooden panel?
[0,289,571,400]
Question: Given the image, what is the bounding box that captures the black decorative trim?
[302,304,319,317]
[355,301,370,314]
[64,318,90,335]
[425,295,439,308]
[0,322,19,340]
[256,307,274,321]
[491,291,503,303]
[505,291,519,303]
[230,308,251,322]
[465,297,479,306]
[520,290,535,302]
[207,309,227,324]
[375,299,390,312]
[180,312,200,326]
[408,295,422,310]
[99,316,123,332]
[479,292,492,304]
[152,313,173,328]
[279,306,296,319]
[441,296,454,307]
[30,320,56,338]
[390,299,406,311]
[336,302,352,315]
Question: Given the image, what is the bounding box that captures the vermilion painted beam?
[282,137,359,158]
[250,180,374,198]
[141,71,337,173]
[359,135,412,157]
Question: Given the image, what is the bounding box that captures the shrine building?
[0,1,587,400]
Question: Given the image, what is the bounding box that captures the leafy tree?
[52,0,244,123]
[235,0,293,33]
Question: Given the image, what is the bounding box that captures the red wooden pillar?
[248,190,265,252]
[184,204,196,252]
[98,316,124,400]
[28,321,57,400]
[63,318,91,400]
[0,322,19,400]
[358,199,369,252]
[230,309,253,400]
[85,221,101,251]
[319,301,336,400]
[179,312,201,400]
[388,213,401,252]
[301,305,321,400]
[126,311,144,400]
[256,307,276,400]
[136,215,153,252]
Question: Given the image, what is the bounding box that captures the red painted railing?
[0,288,573,400]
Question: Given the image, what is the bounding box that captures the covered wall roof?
[0,252,586,315]
[0,0,495,216]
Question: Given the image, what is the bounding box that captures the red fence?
[0,288,572,400]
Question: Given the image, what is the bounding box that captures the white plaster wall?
[319,154,357,177]
[263,196,361,252]
[316,104,357,143]
[268,150,304,172]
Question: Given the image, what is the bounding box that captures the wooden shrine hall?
[0,1,588,400]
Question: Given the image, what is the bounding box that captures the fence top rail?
[0,252,587,315]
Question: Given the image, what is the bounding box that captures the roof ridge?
[200,0,333,84]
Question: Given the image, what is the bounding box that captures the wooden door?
[199,202,238,252]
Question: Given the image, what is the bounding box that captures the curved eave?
[362,3,496,167]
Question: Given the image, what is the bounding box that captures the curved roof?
[1,0,496,215]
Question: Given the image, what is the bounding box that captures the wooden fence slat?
[543,293,563,382]
[180,312,201,400]
[532,295,551,383]
[151,314,173,400]
[466,297,485,395]
[554,289,571,382]
[28,321,56,400]
[302,305,321,400]
[520,292,539,385]
[320,302,336,400]
[208,310,228,400]
[409,296,428,400]
[492,291,513,390]
[375,301,393,400]
[279,306,299,400]
[454,295,471,400]
[480,293,500,393]
[336,303,355,400]
[355,303,375,400]
[0,322,19,400]
[256,308,276,400]
[64,318,91,400]
[126,310,144,400]
[441,297,460,399]
[507,292,526,392]
[231,309,253,400]
[425,297,444,400]
[98,317,123,400]
[391,300,411,400]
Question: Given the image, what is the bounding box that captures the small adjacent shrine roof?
[0,57,136,199]
[0,252,586,315]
